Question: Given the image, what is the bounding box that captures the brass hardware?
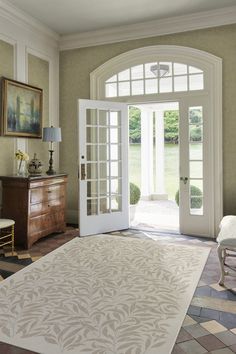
[47,190,52,193]
[180,176,188,184]
[81,164,86,180]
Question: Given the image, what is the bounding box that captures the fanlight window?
[105,62,204,98]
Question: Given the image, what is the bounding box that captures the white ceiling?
[7,0,236,35]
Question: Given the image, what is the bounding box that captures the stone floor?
[0,227,236,354]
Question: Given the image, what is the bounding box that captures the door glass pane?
[86,127,97,143]
[111,196,122,212]
[110,144,120,160]
[159,62,172,76]
[131,65,143,79]
[189,143,203,160]
[189,125,203,142]
[110,111,120,126]
[87,199,98,215]
[189,107,202,124]
[87,181,97,197]
[190,180,203,215]
[111,179,121,194]
[174,76,188,92]
[145,79,158,94]
[99,110,108,126]
[190,161,203,178]
[189,66,203,74]
[86,109,97,125]
[100,163,109,178]
[145,62,157,78]
[174,63,187,75]
[105,83,117,97]
[106,75,117,83]
[111,162,120,177]
[99,145,108,161]
[100,180,109,196]
[87,163,98,179]
[99,127,109,143]
[110,128,120,143]
[87,145,97,161]
[159,77,172,93]
[118,82,130,97]
[100,198,110,214]
[118,69,130,81]
[132,80,144,95]
[189,74,204,90]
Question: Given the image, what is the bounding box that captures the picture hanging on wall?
[1,77,43,138]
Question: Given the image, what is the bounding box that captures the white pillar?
[141,107,153,199]
[153,110,168,200]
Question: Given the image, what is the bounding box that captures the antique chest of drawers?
[0,174,67,249]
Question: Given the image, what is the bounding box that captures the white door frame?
[90,45,222,237]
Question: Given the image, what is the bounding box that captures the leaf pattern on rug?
[0,235,209,354]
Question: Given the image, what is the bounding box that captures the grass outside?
[129,144,201,200]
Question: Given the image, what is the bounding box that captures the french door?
[78,99,129,236]
[179,96,213,236]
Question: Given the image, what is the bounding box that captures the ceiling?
[7,0,236,35]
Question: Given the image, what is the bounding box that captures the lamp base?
[46,169,57,175]
[46,150,56,176]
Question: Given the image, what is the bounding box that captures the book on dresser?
[0,174,68,249]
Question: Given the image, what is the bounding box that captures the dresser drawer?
[29,198,65,217]
[29,210,65,235]
[30,185,65,204]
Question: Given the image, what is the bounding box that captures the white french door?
[78,99,129,236]
[179,96,213,236]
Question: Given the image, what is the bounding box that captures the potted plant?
[130,182,141,222]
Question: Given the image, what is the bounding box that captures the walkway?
[130,199,179,232]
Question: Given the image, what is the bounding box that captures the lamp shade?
[42,127,62,142]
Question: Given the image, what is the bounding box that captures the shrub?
[130,182,141,205]
[175,185,202,209]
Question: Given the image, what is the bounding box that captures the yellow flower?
[15,150,29,161]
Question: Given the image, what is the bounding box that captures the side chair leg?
[217,244,226,286]
[11,225,14,256]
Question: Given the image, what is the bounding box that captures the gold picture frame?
[1,77,43,138]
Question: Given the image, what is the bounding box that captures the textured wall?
[0,40,14,175]
[28,54,49,173]
[60,24,236,220]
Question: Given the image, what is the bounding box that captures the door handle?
[180,176,188,184]
[81,164,86,180]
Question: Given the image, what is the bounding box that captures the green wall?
[60,24,236,218]
[28,54,49,171]
[0,40,14,176]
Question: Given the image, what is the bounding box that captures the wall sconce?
[42,126,61,175]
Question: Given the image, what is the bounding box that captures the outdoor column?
[141,107,153,199]
[153,109,168,200]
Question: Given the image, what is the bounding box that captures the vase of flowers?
[15,150,29,176]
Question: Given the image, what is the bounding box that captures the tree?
[129,106,141,143]
[164,110,179,143]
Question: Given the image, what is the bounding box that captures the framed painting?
[1,78,43,138]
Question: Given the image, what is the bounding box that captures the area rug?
[0,235,210,354]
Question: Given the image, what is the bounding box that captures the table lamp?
[42,126,61,175]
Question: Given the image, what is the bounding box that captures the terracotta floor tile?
[201,320,227,334]
[215,331,236,346]
[176,328,194,343]
[184,324,210,338]
[178,339,208,354]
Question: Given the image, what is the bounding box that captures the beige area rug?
[0,235,210,354]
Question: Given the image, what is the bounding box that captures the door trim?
[90,45,222,237]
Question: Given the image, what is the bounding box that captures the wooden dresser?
[0,174,67,249]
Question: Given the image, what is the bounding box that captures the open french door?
[179,96,214,237]
[78,99,129,236]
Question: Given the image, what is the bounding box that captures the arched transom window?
[105,62,204,98]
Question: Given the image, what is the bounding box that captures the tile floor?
[0,227,236,354]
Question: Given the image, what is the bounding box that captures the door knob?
[180,176,188,184]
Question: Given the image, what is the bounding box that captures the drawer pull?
[47,190,52,193]
[48,205,50,207]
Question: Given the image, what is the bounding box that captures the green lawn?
[129,143,202,200]
[129,143,179,201]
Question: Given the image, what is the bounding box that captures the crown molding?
[60,5,236,51]
[0,0,59,45]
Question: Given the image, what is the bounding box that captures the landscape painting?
[1,78,43,138]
